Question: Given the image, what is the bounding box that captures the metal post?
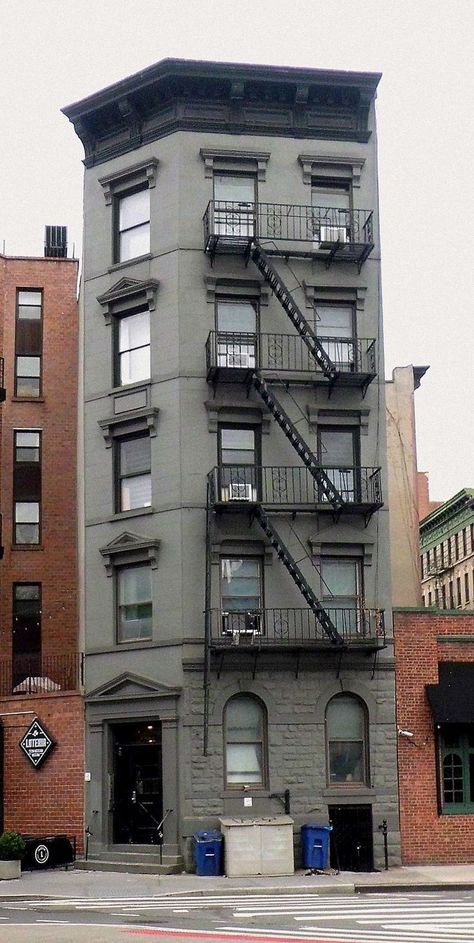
[378,819,388,870]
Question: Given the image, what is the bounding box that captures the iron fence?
[0,652,83,696]
[207,607,385,647]
[206,331,376,377]
[208,465,382,509]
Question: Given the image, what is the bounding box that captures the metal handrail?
[0,652,84,696]
[203,201,374,246]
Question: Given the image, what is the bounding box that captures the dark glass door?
[112,722,162,845]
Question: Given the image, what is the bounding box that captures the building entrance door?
[328,804,374,871]
[112,721,163,845]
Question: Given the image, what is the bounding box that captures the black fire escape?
[203,214,384,744]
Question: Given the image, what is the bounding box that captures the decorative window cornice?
[200,148,270,181]
[309,539,374,566]
[307,406,370,435]
[298,154,365,187]
[97,277,159,323]
[98,406,160,447]
[303,283,367,311]
[100,531,161,575]
[205,400,271,435]
[204,275,269,305]
[99,157,159,204]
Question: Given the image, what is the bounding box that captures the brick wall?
[0,255,79,658]
[394,609,474,864]
[1,692,84,852]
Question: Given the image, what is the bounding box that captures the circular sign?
[34,844,50,866]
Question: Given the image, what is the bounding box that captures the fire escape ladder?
[249,242,337,381]
[253,505,342,646]
[250,372,344,512]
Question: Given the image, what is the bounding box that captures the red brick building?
[0,234,84,850]
[395,608,474,864]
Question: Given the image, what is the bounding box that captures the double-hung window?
[218,426,258,502]
[321,557,361,636]
[117,564,152,642]
[312,177,352,244]
[315,303,355,369]
[116,433,151,512]
[15,290,42,397]
[13,430,41,545]
[115,187,150,263]
[216,298,257,369]
[214,174,256,238]
[318,427,360,503]
[326,694,369,785]
[116,309,150,385]
[220,557,262,634]
[224,695,267,788]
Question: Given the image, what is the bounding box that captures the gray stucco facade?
[64,59,399,871]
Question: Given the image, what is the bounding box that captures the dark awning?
[426,663,474,723]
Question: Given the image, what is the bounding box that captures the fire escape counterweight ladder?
[249,242,338,380]
[253,505,342,646]
[250,372,344,512]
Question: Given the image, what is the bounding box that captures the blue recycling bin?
[301,824,332,870]
[194,830,223,876]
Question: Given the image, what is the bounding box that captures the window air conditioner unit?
[228,482,254,502]
[227,349,255,368]
[319,225,348,245]
[221,611,261,637]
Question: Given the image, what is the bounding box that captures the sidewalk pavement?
[1,862,474,899]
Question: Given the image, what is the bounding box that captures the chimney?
[44,225,67,258]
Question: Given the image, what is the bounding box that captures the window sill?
[323,785,375,798]
[11,544,44,552]
[221,789,270,798]
[108,253,152,274]
[116,638,154,649]
[11,396,45,403]
[111,506,155,522]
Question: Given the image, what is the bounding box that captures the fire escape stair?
[249,242,338,381]
[253,504,342,646]
[250,372,344,513]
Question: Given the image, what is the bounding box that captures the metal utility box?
[220,816,294,877]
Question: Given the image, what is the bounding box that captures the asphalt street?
[3,889,474,942]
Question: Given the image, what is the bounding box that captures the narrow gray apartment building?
[63,58,398,872]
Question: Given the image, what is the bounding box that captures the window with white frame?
[117,563,152,642]
[116,309,150,386]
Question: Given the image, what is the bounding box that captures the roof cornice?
[62,57,381,168]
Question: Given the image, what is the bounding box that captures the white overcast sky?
[1,0,473,500]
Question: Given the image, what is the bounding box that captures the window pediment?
[100,531,161,574]
[97,277,159,322]
[99,157,159,204]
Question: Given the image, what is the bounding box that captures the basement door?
[328,804,374,872]
[112,721,163,845]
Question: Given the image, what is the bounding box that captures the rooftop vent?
[44,225,67,258]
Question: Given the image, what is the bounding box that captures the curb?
[355,882,474,894]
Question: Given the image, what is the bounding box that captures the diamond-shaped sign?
[20,719,54,768]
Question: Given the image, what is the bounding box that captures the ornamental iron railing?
[208,465,383,510]
[207,607,385,648]
[206,331,376,378]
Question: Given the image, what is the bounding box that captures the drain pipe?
[270,789,291,814]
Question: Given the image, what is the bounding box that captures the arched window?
[224,695,267,788]
[326,694,369,785]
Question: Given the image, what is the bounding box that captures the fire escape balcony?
[206,331,376,394]
[203,201,374,269]
[207,606,385,653]
[208,465,383,518]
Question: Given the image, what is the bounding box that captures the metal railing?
[0,652,83,696]
[0,357,5,401]
[207,607,385,647]
[208,465,383,509]
[206,332,376,377]
[203,201,374,248]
